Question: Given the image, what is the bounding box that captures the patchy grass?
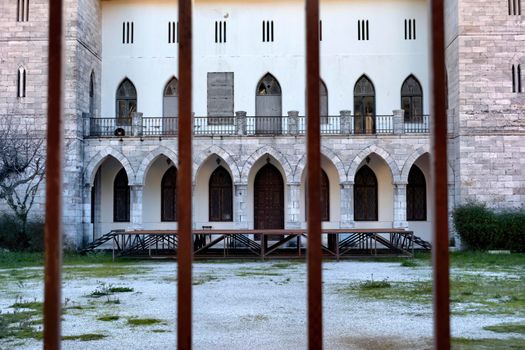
[127,318,164,326]
[192,274,219,285]
[62,333,107,341]
[483,323,525,334]
[97,315,120,322]
[10,300,43,311]
[88,282,134,297]
[64,265,148,279]
[359,279,391,290]
[240,314,269,322]
[341,274,525,316]
[0,310,42,340]
[452,337,525,349]
[151,329,169,333]
[400,259,419,267]
[450,252,525,272]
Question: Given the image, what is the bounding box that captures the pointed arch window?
[209,166,233,221]
[113,169,130,222]
[401,75,423,122]
[305,169,330,221]
[256,73,282,134]
[354,165,378,221]
[161,167,178,222]
[116,78,137,124]
[17,67,26,98]
[320,80,328,123]
[353,75,375,134]
[407,165,427,221]
[163,77,179,134]
[89,71,95,116]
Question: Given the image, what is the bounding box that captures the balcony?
[84,111,429,138]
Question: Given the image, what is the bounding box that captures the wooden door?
[254,164,284,238]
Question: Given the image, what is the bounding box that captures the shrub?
[0,214,44,252]
[453,203,525,252]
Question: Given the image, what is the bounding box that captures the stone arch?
[293,146,346,184]
[193,145,241,183]
[136,146,178,186]
[401,146,431,184]
[84,148,135,186]
[348,145,401,183]
[241,146,293,184]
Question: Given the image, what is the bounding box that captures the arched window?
[209,166,233,221]
[113,169,130,222]
[401,75,423,122]
[161,166,177,222]
[407,165,427,221]
[89,71,95,116]
[305,169,330,221]
[256,73,282,134]
[116,78,137,124]
[354,165,378,221]
[353,75,375,134]
[320,80,328,123]
[163,77,179,134]
[17,67,26,98]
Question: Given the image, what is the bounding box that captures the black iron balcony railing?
[86,114,430,137]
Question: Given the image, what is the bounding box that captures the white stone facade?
[0,0,523,248]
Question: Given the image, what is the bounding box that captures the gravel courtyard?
[0,259,523,349]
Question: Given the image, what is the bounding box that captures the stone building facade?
[0,0,523,248]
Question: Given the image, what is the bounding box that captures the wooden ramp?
[82,229,431,260]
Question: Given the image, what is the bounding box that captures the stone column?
[393,182,408,228]
[82,112,91,138]
[340,110,352,134]
[234,183,249,229]
[129,185,144,230]
[287,110,299,135]
[286,182,301,229]
[235,111,247,136]
[339,181,354,228]
[131,112,143,137]
[82,183,93,245]
[393,109,405,135]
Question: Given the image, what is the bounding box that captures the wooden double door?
[254,164,284,239]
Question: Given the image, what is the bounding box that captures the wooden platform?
[82,229,431,260]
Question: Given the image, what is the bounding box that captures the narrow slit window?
[319,20,323,41]
[405,19,416,40]
[214,21,227,43]
[518,64,522,93]
[122,21,134,44]
[358,20,369,41]
[512,65,516,93]
[168,21,178,44]
[509,0,521,14]
[16,0,29,22]
[17,67,26,98]
[262,20,274,42]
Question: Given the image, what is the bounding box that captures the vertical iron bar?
[306,0,322,349]
[430,0,450,349]
[178,0,193,348]
[44,0,64,348]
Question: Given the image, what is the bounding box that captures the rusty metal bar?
[44,0,64,348]
[430,0,451,349]
[177,0,193,348]
[306,0,322,348]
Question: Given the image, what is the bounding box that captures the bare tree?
[0,118,45,236]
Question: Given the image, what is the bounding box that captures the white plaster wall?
[353,154,394,228]
[101,0,430,117]
[407,153,433,241]
[246,156,288,229]
[194,155,235,229]
[299,156,341,228]
[142,155,179,229]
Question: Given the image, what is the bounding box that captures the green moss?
[10,301,43,311]
[97,315,120,322]
[62,333,107,341]
[483,323,525,334]
[127,318,164,326]
[452,337,525,349]
[192,275,219,285]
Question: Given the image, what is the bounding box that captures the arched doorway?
[163,77,178,134]
[353,75,375,134]
[407,165,427,221]
[401,75,423,122]
[209,166,233,222]
[256,73,282,134]
[254,163,284,232]
[113,168,130,222]
[161,166,178,222]
[354,165,378,221]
